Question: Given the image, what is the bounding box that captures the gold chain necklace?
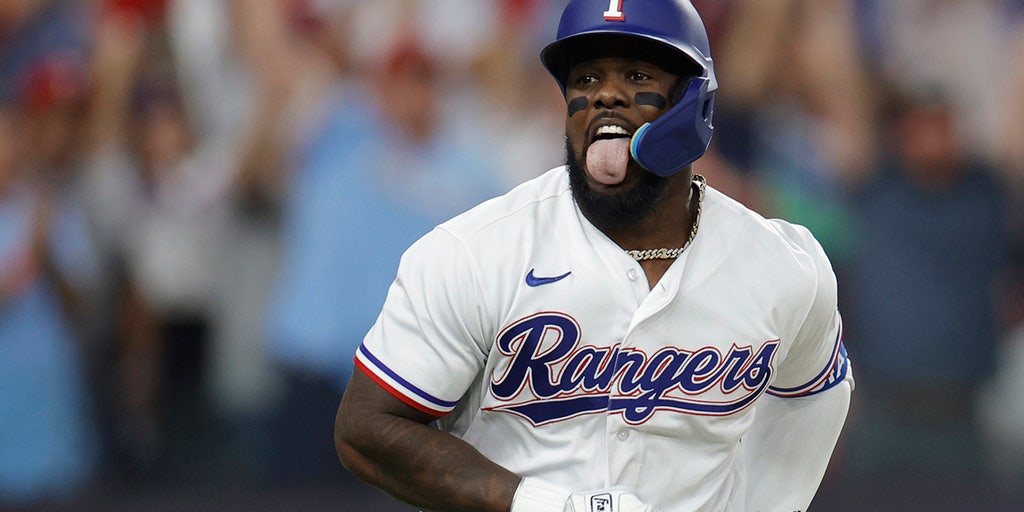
[625,174,706,262]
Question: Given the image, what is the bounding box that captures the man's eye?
[630,71,651,81]
[576,74,598,85]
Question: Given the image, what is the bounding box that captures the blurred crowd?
[1,0,1023,510]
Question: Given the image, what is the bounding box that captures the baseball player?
[335,1,853,511]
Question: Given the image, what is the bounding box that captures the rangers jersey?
[355,166,850,511]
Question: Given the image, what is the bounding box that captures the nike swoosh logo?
[525,269,572,287]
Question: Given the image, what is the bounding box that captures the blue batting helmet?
[541,0,716,176]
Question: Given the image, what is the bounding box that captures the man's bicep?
[338,369,440,427]
[334,370,440,481]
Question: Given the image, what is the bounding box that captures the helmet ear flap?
[629,76,714,177]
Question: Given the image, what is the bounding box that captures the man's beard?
[566,137,668,231]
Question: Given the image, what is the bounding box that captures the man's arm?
[335,370,522,512]
[742,377,852,511]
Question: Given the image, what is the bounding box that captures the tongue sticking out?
[586,138,630,185]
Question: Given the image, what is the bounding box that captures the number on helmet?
[603,0,625,21]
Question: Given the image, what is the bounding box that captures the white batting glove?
[511,478,573,512]
[565,487,660,512]
[511,478,659,512]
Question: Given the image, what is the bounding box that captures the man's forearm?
[335,372,522,512]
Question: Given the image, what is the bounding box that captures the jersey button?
[626,269,639,281]
[616,430,630,441]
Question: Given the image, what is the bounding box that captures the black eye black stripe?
[567,96,589,117]
[634,92,667,109]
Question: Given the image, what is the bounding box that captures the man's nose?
[592,78,630,109]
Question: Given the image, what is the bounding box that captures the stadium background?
[1,0,1023,510]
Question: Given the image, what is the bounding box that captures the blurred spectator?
[467,0,564,189]
[685,0,761,209]
[856,0,1015,166]
[982,27,1024,493]
[161,0,291,486]
[0,85,99,506]
[981,20,1024,497]
[704,0,875,260]
[838,84,1013,508]
[81,7,236,485]
[264,27,504,484]
[0,0,92,104]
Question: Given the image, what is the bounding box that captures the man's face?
[564,54,682,229]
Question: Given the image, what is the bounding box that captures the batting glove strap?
[566,487,660,512]
[510,477,573,512]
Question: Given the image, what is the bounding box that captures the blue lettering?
[491,315,579,399]
[487,315,781,425]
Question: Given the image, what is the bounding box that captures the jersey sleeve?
[741,224,854,510]
[766,223,853,398]
[742,379,852,510]
[354,226,491,417]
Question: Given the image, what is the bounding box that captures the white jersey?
[355,167,850,511]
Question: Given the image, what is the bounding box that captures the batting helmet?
[541,0,716,177]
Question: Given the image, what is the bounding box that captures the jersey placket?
[601,249,693,484]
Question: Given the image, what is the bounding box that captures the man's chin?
[567,157,667,230]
